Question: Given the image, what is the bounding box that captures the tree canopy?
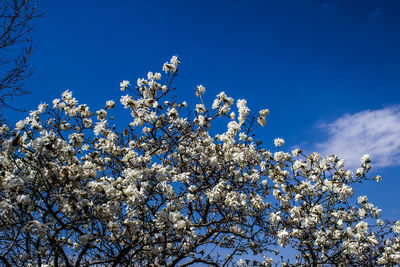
[0,57,399,266]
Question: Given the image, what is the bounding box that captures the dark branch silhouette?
[0,0,41,121]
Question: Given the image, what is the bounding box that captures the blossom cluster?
[0,57,399,266]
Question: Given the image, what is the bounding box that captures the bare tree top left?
[0,0,41,118]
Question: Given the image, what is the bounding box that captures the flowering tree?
[0,57,399,266]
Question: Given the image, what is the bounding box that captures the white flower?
[277,229,289,247]
[269,212,281,225]
[120,80,130,91]
[237,99,250,125]
[15,120,25,130]
[274,138,285,147]
[175,220,186,230]
[312,204,323,214]
[355,221,368,233]
[257,110,268,126]
[96,109,107,120]
[37,103,47,113]
[292,148,301,157]
[195,85,205,97]
[154,72,162,80]
[361,154,371,162]
[257,116,266,126]
[358,208,366,218]
[393,220,400,233]
[356,167,364,176]
[195,104,206,113]
[357,196,368,204]
[162,56,180,73]
[170,55,179,65]
[106,100,115,109]
[259,109,269,117]
[212,99,220,109]
[0,124,9,134]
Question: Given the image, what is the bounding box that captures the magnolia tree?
[0,57,400,266]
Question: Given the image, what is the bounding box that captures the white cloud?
[316,106,400,168]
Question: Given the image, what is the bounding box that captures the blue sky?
[7,0,400,219]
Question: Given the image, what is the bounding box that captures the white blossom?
[361,154,371,163]
[106,100,115,109]
[120,80,130,91]
[274,138,285,147]
[195,85,205,97]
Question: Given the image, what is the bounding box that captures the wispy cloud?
[316,106,400,168]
